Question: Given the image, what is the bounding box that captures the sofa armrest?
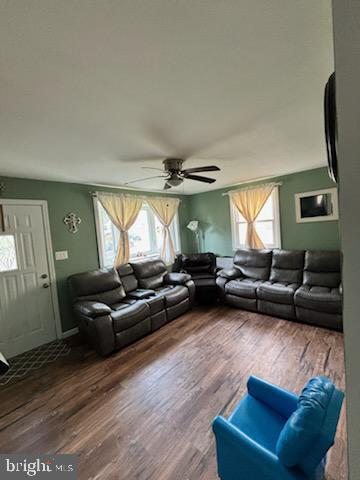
[212,417,296,480]
[164,272,192,285]
[247,376,298,419]
[85,315,115,356]
[217,267,242,280]
[73,301,111,318]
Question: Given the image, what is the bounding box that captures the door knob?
[43,283,50,288]
[41,273,48,279]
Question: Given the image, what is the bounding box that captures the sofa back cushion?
[68,268,126,306]
[131,259,167,289]
[117,263,138,293]
[303,251,341,288]
[178,252,216,275]
[270,249,305,284]
[276,376,344,476]
[233,249,272,281]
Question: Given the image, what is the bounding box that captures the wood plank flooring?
[0,306,347,479]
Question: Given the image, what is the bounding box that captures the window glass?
[237,222,247,246]
[96,201,180,267]
[257,195,273,221]
[231,188,280,249]
[154,215,164,252]
[0,235,18,272]
[255,220,274,245]
[129,208,151,257]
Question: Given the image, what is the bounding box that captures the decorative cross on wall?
[63,212,82,233]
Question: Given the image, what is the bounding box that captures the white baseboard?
[62,327,79,339]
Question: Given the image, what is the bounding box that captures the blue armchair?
[212,376,344,480]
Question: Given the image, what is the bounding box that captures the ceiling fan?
[124,158,220,190]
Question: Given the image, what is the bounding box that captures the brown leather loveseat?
[68,259,195,356]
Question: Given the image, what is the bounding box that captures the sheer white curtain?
[147,196,180,263]
[97,193,143,266]
[230,184,275,248]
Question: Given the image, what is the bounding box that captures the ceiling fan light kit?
[124,158,221,190]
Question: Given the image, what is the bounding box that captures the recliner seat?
[217,248,342,330]
[68,259,195,356]
[294,251,342,330]
[131,259,195,322]
[174,252,219,302]
[257,249,304,320]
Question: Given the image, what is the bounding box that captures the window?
[230,187,281,249]
[95,200,181,267]
[0,235,18,272]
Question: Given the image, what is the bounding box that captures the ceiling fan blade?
[184,174,216,183]
[163,182,172,190]
[124,175,167,185]
[119,156,165,163]
[141,166,164,171]
[182,165,220,174]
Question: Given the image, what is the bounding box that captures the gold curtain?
[147,196,180,263]
[98,193,143,266]
[230,184,274,248]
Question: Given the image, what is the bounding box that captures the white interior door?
[0,202,57,358]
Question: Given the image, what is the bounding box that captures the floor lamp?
[186,220,202,252]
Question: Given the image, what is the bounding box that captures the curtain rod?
[90,191,181,202]
[222,181,282,196]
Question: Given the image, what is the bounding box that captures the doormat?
[0,340,71,386]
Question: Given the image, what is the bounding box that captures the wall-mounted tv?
[295,188,338,223]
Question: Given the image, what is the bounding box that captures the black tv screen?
[300,194,333,218]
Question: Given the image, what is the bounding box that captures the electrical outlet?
[55,250,68,261]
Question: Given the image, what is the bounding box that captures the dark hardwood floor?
[0,306,346,479]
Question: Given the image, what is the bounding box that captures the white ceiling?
[0,1,333,194]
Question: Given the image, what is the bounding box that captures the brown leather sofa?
[68,259,195,356]
[216,249,342,331]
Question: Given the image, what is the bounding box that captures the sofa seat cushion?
[225,278,262,299]
[294,285,342,314]
[257,281,299,305]
[157,285,188,307]
[111,301,150,333]
[111,302,132,311]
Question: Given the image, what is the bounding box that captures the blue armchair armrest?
[212,416,305,480]
[247,376,298,419]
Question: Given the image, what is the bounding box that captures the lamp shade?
[186,220,199,232]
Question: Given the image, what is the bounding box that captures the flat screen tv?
[300,193,332,218]
[295,188,339,223]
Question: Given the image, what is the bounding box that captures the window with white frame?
[95,200,181,267]
[230,187,281,249]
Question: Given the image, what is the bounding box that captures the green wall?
[0,167,340,333]
[0,176,190,332]
[185,167,340,255]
